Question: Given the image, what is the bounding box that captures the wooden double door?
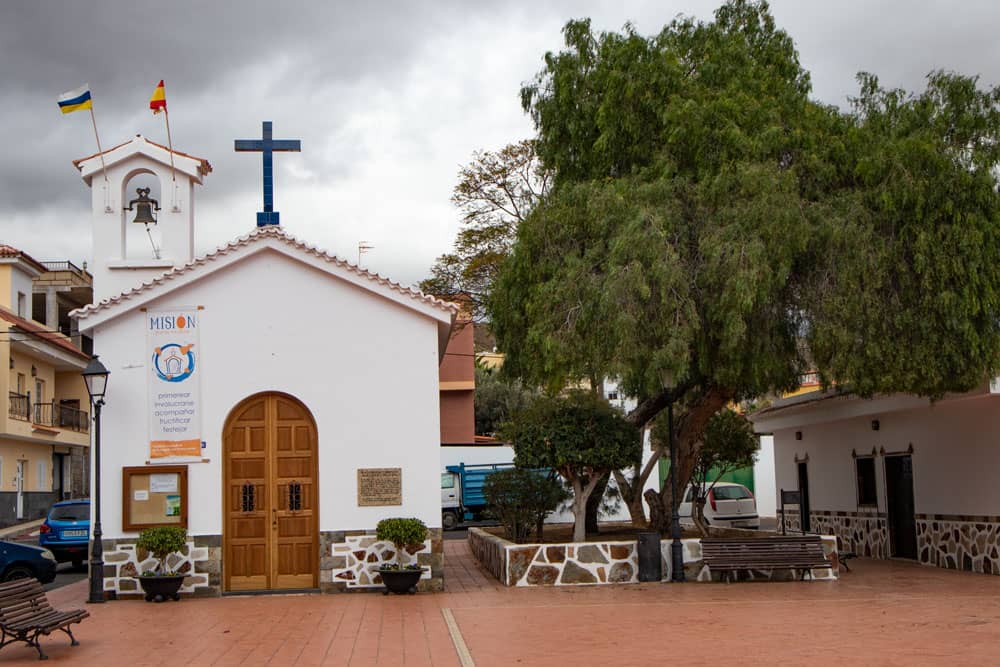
[224,393,318,591]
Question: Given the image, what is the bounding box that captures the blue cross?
[235,121,301,227]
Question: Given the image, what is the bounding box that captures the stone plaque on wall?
[357,468,402,506]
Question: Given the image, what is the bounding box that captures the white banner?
[147,309,202,460]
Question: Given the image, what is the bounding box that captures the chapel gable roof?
[71,226,458,350]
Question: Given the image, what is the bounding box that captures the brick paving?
[3,540,1000,665]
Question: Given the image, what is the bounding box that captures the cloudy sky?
[3,1,1000,288]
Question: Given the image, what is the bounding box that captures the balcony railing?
[8,393,29,421]
[32,402,89,433]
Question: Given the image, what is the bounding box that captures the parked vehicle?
[39,499,90,566]
[0,541,57,583]
[441,462,514,530]
[678,482,760,529]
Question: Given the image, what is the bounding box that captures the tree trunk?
[584,474,608,535]
[692,497,710,537]
[613,469,649,529]
[645,386,733,532]
[570,473,605,543]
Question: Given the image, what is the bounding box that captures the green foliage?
[501,391,641,475]
[376,518,428,567]
[421,140,550,320]
[474,364,537,437]
[493,0,1000,411]
[483,468,568,543]
[136,526,188,575]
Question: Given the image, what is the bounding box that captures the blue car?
[0,541,57,583]
[39,499,90,566]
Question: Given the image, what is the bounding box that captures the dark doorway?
[52,454,66,499]
[885,455,917,559]
[797,461,811,533]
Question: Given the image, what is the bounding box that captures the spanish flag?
[57,84,93,114]
[149,80,167,114]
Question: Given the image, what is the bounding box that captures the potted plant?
[376,517,428,595]
[135,526,188,602]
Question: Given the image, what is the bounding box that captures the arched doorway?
[223,392,318,591]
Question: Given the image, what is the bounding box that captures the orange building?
[438,303,475,445]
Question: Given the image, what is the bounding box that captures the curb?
[0,518,45,538]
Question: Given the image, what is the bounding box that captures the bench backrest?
[0,579,52,627]
[701,537,828,562]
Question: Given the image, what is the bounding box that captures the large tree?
[420,140,550,321]
[491,0,1000,530]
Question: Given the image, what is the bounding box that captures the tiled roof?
[73,135,212,176]
[0,245,49,274]
[72,226,459,319]
[0,307,89,360]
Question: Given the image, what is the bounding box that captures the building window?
[37,460,46,491]
[34,379,44,403]
[16,292,25,317]
[16,374,25,395]
[856,456,877,506]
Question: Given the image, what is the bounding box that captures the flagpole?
[162,106,178,210]
[88,106,112,212]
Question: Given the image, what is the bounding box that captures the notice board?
[122,465,189,531]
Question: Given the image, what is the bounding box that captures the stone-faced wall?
[917,515,1000,575]
[468,528,507,584]
[102,528,445,597]
[779,509,888,559]
[320,528,443,592]
[471,529,838,586]
[102,534,220,598]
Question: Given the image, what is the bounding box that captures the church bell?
[126,187,160,225]
[132,201,156,225]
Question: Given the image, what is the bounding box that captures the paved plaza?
[4,540,1000,665]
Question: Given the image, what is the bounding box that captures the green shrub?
[483,468,567,543]
[136,526,188,575]
[376,518,428,568]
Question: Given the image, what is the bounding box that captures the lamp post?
[660,370,685,582]
[82,355,109,604]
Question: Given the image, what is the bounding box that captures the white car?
[678,482,760,529]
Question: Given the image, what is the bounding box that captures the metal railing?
[32,402,89,433]
[8,392,29,421]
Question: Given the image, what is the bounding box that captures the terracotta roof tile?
[0,245,49,274]
[0,307,89,360]
[73,226,458,320]
[73,136,211,176]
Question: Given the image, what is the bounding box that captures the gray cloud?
[3,1,1000,286]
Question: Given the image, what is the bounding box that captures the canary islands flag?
[150,80,166,114]
[57,84,92,114]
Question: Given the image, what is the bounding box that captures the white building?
[752,382,1000,574]
[72,135,455,597]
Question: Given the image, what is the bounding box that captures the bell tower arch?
[73,135,212,302]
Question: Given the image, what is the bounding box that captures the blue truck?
[441,462,514,530]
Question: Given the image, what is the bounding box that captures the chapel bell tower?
[73,135,212,302]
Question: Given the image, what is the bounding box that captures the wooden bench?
[0,578,88,660]
[701,536,832,582]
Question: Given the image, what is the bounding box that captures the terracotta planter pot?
[138,574,185,602]
[378,568,424,595]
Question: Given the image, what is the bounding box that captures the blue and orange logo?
[152,343,195,382]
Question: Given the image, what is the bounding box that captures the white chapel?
[71,132,454,597]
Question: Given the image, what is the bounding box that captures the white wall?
[772,394,1000,516]
[93,248,444,539]
[9,265,34,319]
[440,445,515,469]
[753,435,777,518]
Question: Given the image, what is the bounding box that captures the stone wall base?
[103,528,445,597]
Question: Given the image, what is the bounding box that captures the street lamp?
[82,355,109,604]
[660,370,685,582]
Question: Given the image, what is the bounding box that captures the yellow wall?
[0,265,11,310]
[0,438,53,492]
